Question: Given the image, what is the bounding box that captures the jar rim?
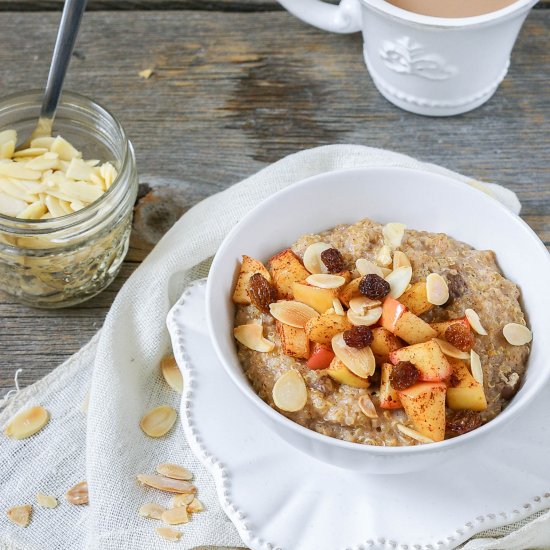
[0,90,131,233]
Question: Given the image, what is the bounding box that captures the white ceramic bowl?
[206,167,550,473]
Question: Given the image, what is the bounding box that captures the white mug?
[277,0,538,116]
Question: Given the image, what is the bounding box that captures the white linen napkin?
[0,145,546,550]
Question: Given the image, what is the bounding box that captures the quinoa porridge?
[232,218,532,446]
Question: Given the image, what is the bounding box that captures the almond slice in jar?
[233,324,275,352]
[331,333,376,378]
[269,301,318,328]
[434,338,470,360]
[347,307,382,327]
[156,464,193,481]
[36,493,58,509]
[137,474,196,494]
[160,355,183,394]
[356,258,384,277]
[385,266,412,299]
[332,298,345,316]
[139,502,166,520]
[303,242,332,274]
[503,323,532,346]
[272,370,308,412]
[187,498,204,513]
[358,394,378,419]
[392,251,411,270]
[156,527,182,542]
[470,350,483,385]
[4,405,49,439]
[397,424,434,444]
[66,481,88,505]
[382,222,406,250]
[171,493,195,508]
[376,245,393,267]
[348,296,381,315]
[305,274,346,289]
[426,273,449,306]
[465,308,488,336]
[6,505,32,527]
[161,506,189,525]
[140,406,177,438]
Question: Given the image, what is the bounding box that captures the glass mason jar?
[0,91,138,308]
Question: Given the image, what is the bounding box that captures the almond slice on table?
[356,258,384,277]
[376,245,393,267]
[36,493,58,509]
[503,323,532,346]
[137,474,196,494]
[465,308,488,335]
[233,324,275,352]
[347,307,382,327]
[269,301,318,328]
[139,502,166,520]
[470,350,484,385]
[161,506,189,525]
[187,497,204,513]
[66,481,88,505]
[393,251,411,270]
[426,273,449,306]
[303,242,332,274]
[140,406,177,438]
[6,505,32,527]
[383,222,406,250]
[397,424,434,444]
[385,266,412,299]
[434,338,470,360]
[348,296,381,315]
[171,493,195,508]
[156,527,182,542]
[332,298,345,316]
[358,394,378,419]
[272,370,308,412]
[4,405,49,439]
[156,463,193,481]
[161,355,183,394]
[306,273,346,289]
[331,333,376,378]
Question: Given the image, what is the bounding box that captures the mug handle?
[277,0,362,34]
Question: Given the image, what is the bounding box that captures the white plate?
[168,280,550,550]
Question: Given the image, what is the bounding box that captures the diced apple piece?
[394,311,437,345]
[305,312,352,345]
[268,249,310,299]
[306,343,335,370]
[398,281,433,316]
[398,382,447,442]
[293,282,335,314]
[326,357,370,389]
[446,358,487,411]
[370,327,404,364]
[338,277,362,307]
[379,363,402,409]
[390,340,452,382]
[430,317,470,339]
[232,256,271,304]
[380,296,407,332]
[275,321,310,360]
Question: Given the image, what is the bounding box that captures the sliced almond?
[426,273,449,306]
[348,296,381,315]
[272,370,308,412]
[465,309,488,336]
[156,463,192,481]
[503,323,532,346]
[140,406,177,438]
[376,245,392,267]
[139,502,166,520]
[303,242,331,274]
[156,527,182,542]
[358,394,378,419]
[393,251,411,270]
[36,493,58,509]
[470,349,484,385]
[66,481,88,505]
[397,424,434,444]
[434,338,470,360]
[161,506,189,525]
[356,258,383,277]
[332,298,345,316]
[4,405,49,439]
[385,266,412,299]
[6,505,32,527]
[161,355,183,394]
[331,333,376,379]
[382,222,406,250]
[171,493,195,508]
[347,307,382,327]
[305,273,346,289]
[137,474,196,494]
[269,301,318,329]
[233,324,275,352]
[187,497,204,513]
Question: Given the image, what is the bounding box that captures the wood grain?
[0,9,548,391]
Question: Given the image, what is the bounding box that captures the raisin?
[445,272,468,306]
[446,410,482,437]
[359,274,390,300]
[445,323,475,352]
[389,361,420,391]
[320,248,344,273]
[343,326,373,348]
[248,273,277,313]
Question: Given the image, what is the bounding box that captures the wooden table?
[0,1,548,391]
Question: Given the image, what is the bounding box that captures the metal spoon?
[29,0,88,142]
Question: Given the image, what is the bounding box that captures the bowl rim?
[206,165,550,456]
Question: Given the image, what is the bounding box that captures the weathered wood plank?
[0,10,548,391]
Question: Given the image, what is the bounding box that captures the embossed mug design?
[277,0,538,116]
